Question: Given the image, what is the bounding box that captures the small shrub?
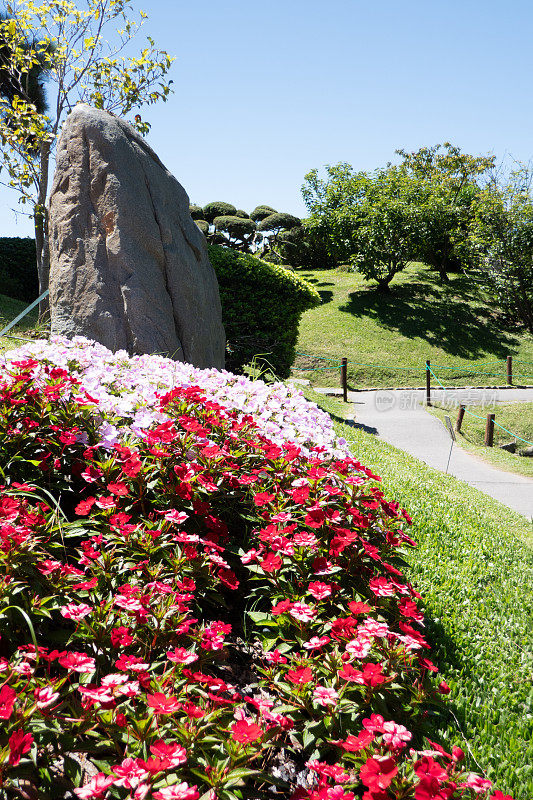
[258,212,301,232]
[208,244,320,377]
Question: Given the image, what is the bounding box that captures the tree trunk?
[35,140,51,321]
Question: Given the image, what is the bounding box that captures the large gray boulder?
[48,104,225,369]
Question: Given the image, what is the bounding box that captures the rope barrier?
[427,364,533,447]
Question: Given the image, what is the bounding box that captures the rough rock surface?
[48,104,225,369]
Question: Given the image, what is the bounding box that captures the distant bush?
[208,244,320,376]
[234,209,250,218]
[203,201,237,223]
[0,237,38,302]
[257,212,301,232]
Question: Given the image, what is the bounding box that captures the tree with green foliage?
[302,163,365,266]
[0,0,174,311]
[350,167,421,291]
[395,143,495,282]
[470,167,533,333]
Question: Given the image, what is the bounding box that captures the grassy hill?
[0,292,40,353]
[294,263,533,388]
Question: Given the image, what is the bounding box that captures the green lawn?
[427,401,533,478]
[304,388,533,799]
[0,292,41,353]
[294,263,533,388]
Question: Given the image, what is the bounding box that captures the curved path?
[317,387,533,520]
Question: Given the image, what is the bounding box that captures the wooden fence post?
[485,413,495,447]
[425,360,431,406]
[341,357,348,403]
[456,404,465,432]
[507,355,513,385]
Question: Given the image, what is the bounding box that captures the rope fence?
[293,350,533,448]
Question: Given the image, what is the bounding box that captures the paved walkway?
[316,387,533,520]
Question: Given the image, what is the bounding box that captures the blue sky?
[2,0,533,236]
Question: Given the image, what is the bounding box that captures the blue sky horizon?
[1,0,532,237]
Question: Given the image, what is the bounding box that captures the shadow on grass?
[339,276,519,360]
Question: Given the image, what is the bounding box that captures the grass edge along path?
[304,388,533,799]
[427,402,533,479]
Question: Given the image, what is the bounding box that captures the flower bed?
[0,343,514,800]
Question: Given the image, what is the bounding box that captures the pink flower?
[345,637,372,659]
[61,603,93,620]
[34,686,60,709]
[289,602,316,622]
[303,635,330,651]
[112,757,150,789]
[307,581,333,600]
[167,647,198,664]
[264,649,287,664]
[152,784,200,800]
[74,773,115,798]
[58,652,96,673]
[461,774,493,794]
[313,686,339,707]
[381,721,412,749]
[369,577,395,597]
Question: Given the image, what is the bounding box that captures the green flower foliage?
[208,244,320,377]
[250,205,277,222]
[203,201,237,223]
[189,204,204,220]
[0,237,38,301]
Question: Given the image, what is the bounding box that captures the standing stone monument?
[48,104,225,369]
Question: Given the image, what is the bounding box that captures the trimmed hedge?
[208,243,320,377]
[0,237,38,302]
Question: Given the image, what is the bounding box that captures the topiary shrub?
[257,212,301,232]
[0,237,38,302]
[195,219,209,235]
[250,204,277,222]
[203,201,237,223]
[213,215,257,251]
[208,243,320,377]
[189,204,204,220]
[234,209,250,218]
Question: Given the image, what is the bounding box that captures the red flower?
[271,599,292,615]
[254,492,275,506]
[286,666,313,685]
[107,482,129,496]
[8,729,33,766]
[338,730,374,751]
[347,600,372,615]
[231,720,263,744]
[304,503,326,528]
[75,497,96,516]
[360,756,398,790]
[146,692,181,714]
[437,681,451,695]
[261,553,283,573]
[218,568,239,589]
[0,685,16,719]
